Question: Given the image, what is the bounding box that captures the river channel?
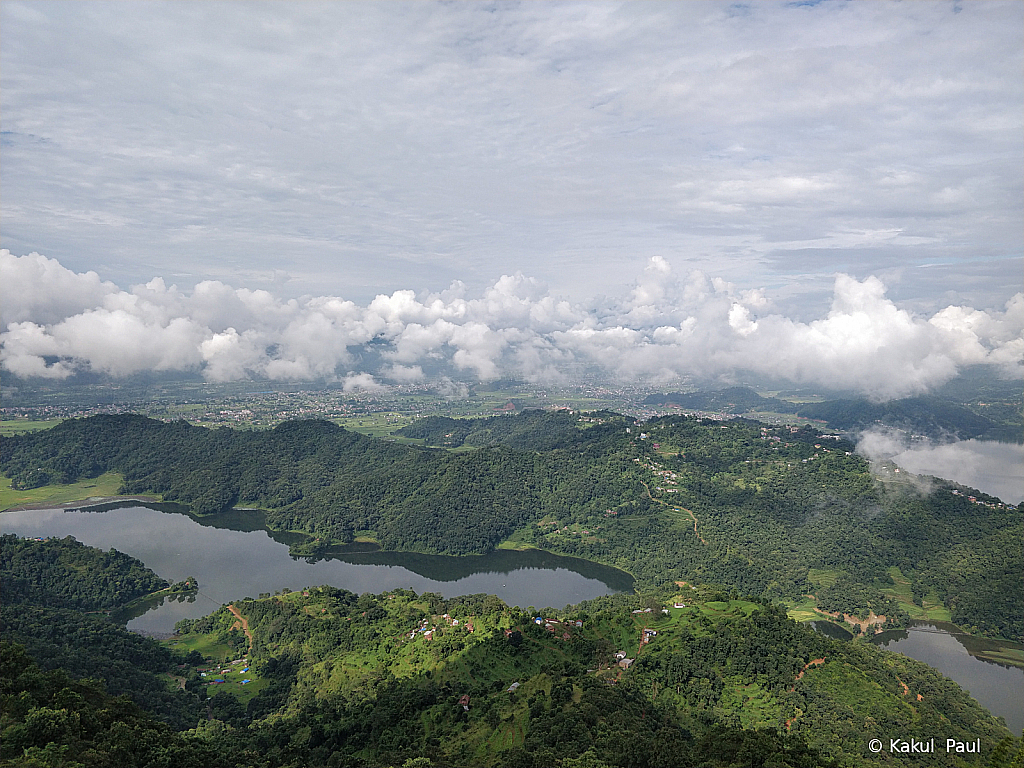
[0,502,633,634]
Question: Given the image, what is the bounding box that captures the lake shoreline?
[4,494,1015,652]
[3,493,163,513]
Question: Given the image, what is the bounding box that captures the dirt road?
[227,604,253,649]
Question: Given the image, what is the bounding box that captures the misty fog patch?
[857,429,1023,505]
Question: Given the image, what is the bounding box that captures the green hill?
[3,412,1021,641]
[2,530,1020,766]
[166,585,1011,767]
[794,396,1008,441]
[643,386,1020,442]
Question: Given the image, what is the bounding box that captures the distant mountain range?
[644,386,1021,441]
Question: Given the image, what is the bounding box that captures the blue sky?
[1,1,1021,394]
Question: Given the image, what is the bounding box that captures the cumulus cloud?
[342,373,382,393]
[1,250,1021,398]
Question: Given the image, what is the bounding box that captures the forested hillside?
[0,539,257,766]
[2,411,1021,640]
[0,642,258,768]
[0,533,168,610]
[165,585,1012,767]
[0,535,205,730]
[2,537,1020,767]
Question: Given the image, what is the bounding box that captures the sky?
[1,1,1021,397]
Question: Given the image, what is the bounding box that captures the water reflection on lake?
[870,622,1024,734]
[806,620,853,641]
[0,504,633,634]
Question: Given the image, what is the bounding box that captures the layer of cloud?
[3,251,1020,399]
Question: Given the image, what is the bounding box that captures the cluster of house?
[949,488,1009,509]
[539,520,604,536]
[406,613,475,642]
[526,616,583,641]
[199,657,251,685]
[651,465,680,493]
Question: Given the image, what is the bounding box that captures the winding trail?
[794,658,826,682]
[227,604,253,650]
[640,481,706,544]
[786,658,827,728]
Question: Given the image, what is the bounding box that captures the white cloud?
[381,364,424,383]
[0,250,120,326]
[342,372,381,393]
[3,252,1020,398]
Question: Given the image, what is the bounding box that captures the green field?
[165,626,267,704]
[333,412,484,452]
[0,418,63,436]
[806,568,841,589]
[784,595,825,623]
[333,412,416,438]
[970,645,1024,668]
[881,566,953,622]
[0,471,129,511]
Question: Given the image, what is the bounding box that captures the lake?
[0,502,633,634]
[4,503,1020,733]
[870,621,1024,734]
[886,439,1022,505]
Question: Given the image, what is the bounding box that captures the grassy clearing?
[719,680,782,729]
[167,632,235,663]
[881,567,953,622]
[203,665,267,704]
[333,413,481,451]
[783,595,823,623]
[0,471,128,511]
[165,633,267,703]
[0,418,63,436]
[971,647,1024,668]
[495,540,539,551]
[333,412,415,438]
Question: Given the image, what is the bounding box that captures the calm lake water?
[870,622,1024,734]
[0,503,633,634]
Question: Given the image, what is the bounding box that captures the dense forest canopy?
[3,411,1021,642]
[0,533,168,610]
[0,535,204,731]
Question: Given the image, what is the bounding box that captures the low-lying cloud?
[857,428,1024,504]
[2,250,1021,400]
